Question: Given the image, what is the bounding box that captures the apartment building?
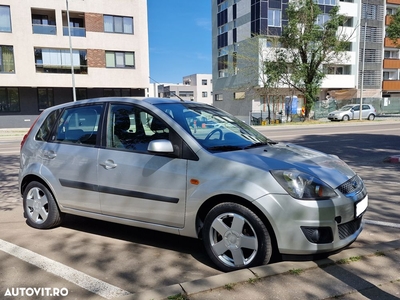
[211,0,364,121]
[155,74,213,105]
[0,0,149,128]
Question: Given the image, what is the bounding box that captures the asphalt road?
[0,120,399,299]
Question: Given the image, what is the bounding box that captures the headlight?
[271,170,337,200]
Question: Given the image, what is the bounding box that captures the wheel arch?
[195,194,279,257]
[20,175,61,211]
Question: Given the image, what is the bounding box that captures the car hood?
[215,143,355,189]
[328,109,345,115]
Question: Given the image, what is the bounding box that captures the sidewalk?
[120,234,400,300]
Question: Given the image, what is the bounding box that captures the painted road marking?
[365,219,400,229]
[0,238,131,299]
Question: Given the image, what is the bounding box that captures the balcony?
[384,37,400,48]
[62,11,85,37]
[383,59,400,68]
[386,15,394,26]
[32,9,56,35]
[387,0,400,4]
[382,80,400,90]
[32,24,56,35]
[63,27,86,37]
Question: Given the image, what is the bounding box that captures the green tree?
[230,34,284,124]
[386,9,400,47]
[264,0,351,119]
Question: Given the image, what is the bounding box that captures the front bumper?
[253,190,367,255]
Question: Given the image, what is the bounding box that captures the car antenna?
[149,76,185,102]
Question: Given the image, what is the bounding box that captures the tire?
[202,202,272,272]
[23,181,64,229]
[342,115,350,121]
[368,114,375,121]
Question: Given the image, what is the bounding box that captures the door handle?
[100,160,117,170]
[43,150,56,159]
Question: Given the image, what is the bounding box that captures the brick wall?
[85,13,104,32]
[87,49,105,68]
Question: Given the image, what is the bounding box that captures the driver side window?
[107,104,171,152]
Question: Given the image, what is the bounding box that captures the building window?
[218,1,228,13]
[316,14,331,27]
[384,50,399,59]
[76,88,87,100]
[38,88,54,111]
[104,15,133,34]
[268,9,281,27]
[0,88,19,112]
[234,92,245,100]
[104,88,132,97]
[179,91,194,97]
[215,94,223,101]
[0,45,15,73]
[0,5,11,32]
[63,14,86,37]
[202,79,208,85]
[202,92,208,97]
[218,55,228,78]
[362,4,377,20]
[106,51,135,68]
[31,9,57,35]
[34,48,87,74]
[317,0,336,5]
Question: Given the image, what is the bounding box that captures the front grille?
[338,216,362,240]
[337,175,363,195]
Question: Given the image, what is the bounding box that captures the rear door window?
[55,105,104,146]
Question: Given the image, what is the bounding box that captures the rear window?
[35,109,62,142]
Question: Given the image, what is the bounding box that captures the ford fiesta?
[19,97,368,272]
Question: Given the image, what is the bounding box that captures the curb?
[113,239,400,300]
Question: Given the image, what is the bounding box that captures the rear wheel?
[23,181,64,229]
[368,114,375,121]
[202,202,272,272]
[342,115,350,121]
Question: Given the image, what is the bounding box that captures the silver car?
[19,97,368,272]
[327,104,376,121]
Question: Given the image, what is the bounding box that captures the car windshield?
[339,105,357,111]
[155,102,274,152]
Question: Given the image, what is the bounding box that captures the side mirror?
[147,139,174,153]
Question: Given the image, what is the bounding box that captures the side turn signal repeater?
[190,179,200,185]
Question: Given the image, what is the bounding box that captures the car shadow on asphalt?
[61,213,216,268]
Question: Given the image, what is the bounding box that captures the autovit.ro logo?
[4,287,69,297]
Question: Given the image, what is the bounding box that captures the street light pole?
[66,0,76,102]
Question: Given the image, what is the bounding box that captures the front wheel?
[202,202,272,272]
[23,181,64,229]
[342,115,350,121]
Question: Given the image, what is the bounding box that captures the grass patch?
[374,251,386,257]
[289,268,304,275]
[224,283,236,290]
[337,256,362,264]
[248,276,261,284]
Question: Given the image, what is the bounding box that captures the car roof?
[45,97,202,112]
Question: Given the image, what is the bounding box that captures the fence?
[314,97,400,119]
[250,97,400,124]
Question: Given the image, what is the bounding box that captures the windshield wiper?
[244,140,277,149]
[207,145,243,151]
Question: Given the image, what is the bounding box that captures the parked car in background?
[328,104,376,121]
[19,97,368,272]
